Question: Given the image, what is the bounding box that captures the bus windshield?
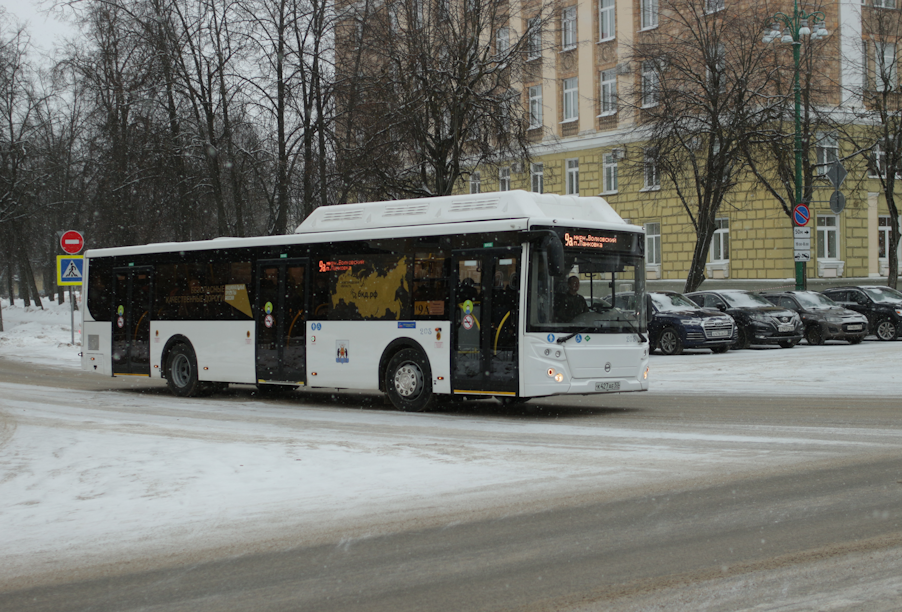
[527,244,647,334]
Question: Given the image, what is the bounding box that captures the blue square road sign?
[57,255,84,286]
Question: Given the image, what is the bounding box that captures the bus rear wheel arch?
[383,348,435,412]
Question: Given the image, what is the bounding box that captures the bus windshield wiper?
[556,328,594,344]
[616,313,648,343]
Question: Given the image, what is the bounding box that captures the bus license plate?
[596,381,620,392]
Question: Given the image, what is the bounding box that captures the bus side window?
[413,254,448,318]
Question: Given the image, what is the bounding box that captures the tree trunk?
[6,261,14,304]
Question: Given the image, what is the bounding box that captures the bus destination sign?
[563,232,619,249]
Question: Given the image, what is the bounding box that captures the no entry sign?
[60,230,85,254]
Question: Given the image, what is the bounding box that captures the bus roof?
[295,190,627,234]
[86,191,635,258]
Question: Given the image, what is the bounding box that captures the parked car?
[644,291,735,355]
[684,289,803,349]
[820,286,902,341]
[759,290,869,345]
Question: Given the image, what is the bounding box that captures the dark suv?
[759,291,868,345]
[685,289,802,349]
[645,291,735,355]
[820,286,902,341]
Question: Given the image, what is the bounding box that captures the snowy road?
[1,299,902,610]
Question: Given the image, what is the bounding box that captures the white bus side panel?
[82,320,112,375]
[151,321,257,384]
[306,320,452,394]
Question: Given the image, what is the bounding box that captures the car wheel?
[710,345,730,354]
[875,318,897,341]
[165,343,207,397]
[778,339,798,349]
[805,325,824,346]
[658,328,683,356]
[733,326,750,350]
[384,348,435,411]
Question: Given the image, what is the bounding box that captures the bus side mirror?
[540,233,565,277]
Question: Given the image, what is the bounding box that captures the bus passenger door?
[255,259,308,385]
[111,266,153,376]
[451,249,520,397]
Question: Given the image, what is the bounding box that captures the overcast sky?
[0,0,76,51]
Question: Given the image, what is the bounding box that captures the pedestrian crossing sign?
[57,255,84,286]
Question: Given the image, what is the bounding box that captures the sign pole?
[70,287,75,345]
[58,230,85,346]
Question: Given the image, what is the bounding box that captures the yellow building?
[461,0,900,285]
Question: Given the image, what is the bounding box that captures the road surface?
[0,359,900,611]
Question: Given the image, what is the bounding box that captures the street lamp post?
[763,2,829,291]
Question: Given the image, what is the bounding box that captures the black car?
[644,291,735,355]
[684,289,803,349]
[759,290,869,345]
[820,286,902,341]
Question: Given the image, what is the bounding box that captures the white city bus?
[81,190,649,410]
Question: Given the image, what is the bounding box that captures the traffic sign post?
[791,204,810,291]
[60,230,84,254]
[58,255,84,345]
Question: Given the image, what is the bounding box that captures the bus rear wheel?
[385,348,435,412]
[165,343,206,397]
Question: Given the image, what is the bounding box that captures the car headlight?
[896,309,902,317]
[685,318,704,326]
[750,313,770,323]
[826,316,842,324]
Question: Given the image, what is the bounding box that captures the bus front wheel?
[385,348,435,412]
[165,343,205,397]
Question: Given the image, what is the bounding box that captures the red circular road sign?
[60,230,85,254]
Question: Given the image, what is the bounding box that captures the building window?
[641,60,659,107]
[817,214,839,259]
[705,0,725,13]
[470,171,481,194]
[603,153,618,193]
[528,85,543,127]
[599,69,617,115]
[562,7,577,50]
[641,0,658,29]
[527,17,542,59]
[499,166,511,191]
[566,158,579,195]
[879,215,893,259]
[711,218,729,261]
[869,145,898,178]
[645,222,661,265]
[876,41,896,92]
[816,132,838,175]
[531,163,544,193]
[496,26,510,57]
[874,0,896,9]
[644,149,660,190]
[563,77,579,122]
[599,0,615,41]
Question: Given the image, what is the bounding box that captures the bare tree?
[626,0,779,292]
[336,0,549,198]
[832,4,902,288]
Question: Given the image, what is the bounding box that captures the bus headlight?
[644,367,649,380]
[547,368,555,377]
[554,373,564,382]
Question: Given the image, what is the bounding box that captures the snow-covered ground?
[0,297,900,592]
[2,296,899,396]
